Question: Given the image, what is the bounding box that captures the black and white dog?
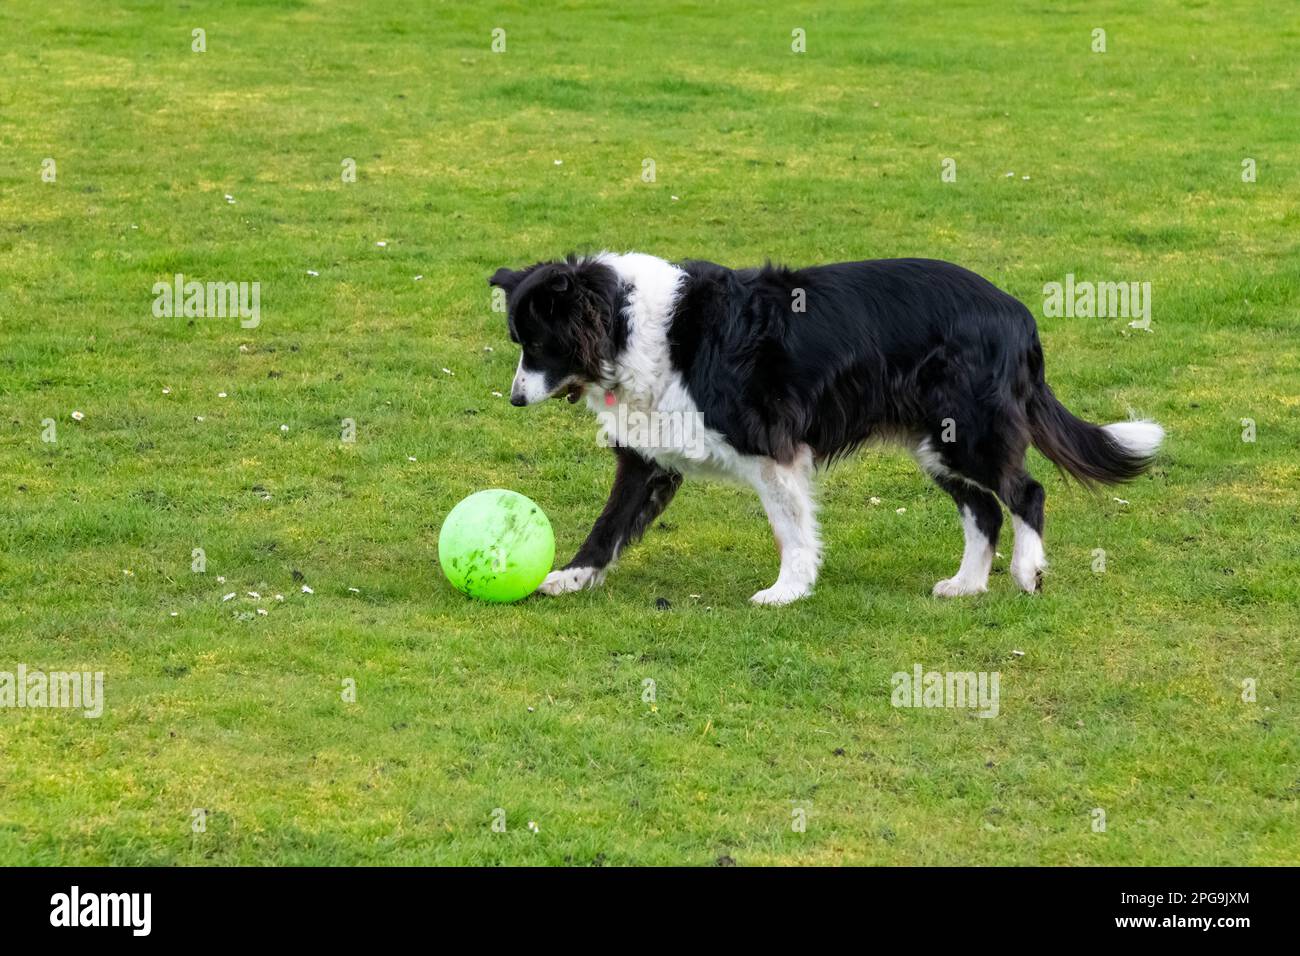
[490,253,1163,605]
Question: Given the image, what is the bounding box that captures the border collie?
[490,253,1163,605]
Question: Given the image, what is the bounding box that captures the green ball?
[438,489,555,602]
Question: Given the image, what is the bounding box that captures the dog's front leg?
[748,448,821,605]
[537,446,682,596]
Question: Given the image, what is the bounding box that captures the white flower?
[71,410,84,421]
[162,387,172,395]
[274,594,284,602]
[306,270,319,276]
[376,240,387,247]
[217,576,226,583]
[280,424,289,432]
[218,391,227,398]
[257,608,268,616]
[195,416,205,422]
[222,592,236,602]
[348,587,360,593]
[247,591,260,599]
[869,496,882,505]
[895,507,907,514]
[301,585,314,594]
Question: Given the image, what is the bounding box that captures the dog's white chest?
[588,252,751,482]
[587,385,742,480]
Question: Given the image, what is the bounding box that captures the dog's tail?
[1028,385,1164,486]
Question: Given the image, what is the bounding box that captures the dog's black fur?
[672,257,1156,480]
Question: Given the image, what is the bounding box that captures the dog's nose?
[509,392,527,407]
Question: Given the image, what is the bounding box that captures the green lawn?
[1,0,1296,865]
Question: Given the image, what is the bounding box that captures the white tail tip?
[1103,420,1165,459]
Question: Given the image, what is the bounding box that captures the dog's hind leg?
[748,446,821,606]
[1000,469,1047,593]
[929,475,1002,597]
[537,446,682,595]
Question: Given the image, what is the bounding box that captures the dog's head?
[489,257,621,406]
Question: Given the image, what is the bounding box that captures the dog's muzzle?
[510,366,583,406]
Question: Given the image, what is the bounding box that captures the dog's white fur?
[932,506,995,596]
[1009,515,1046,593]
[537,565,605,595]
[1103,421,1165,460]
[510,358,554,406]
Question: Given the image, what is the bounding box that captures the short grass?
[1,0,1297,865]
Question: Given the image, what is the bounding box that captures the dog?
[490,253,1163,605]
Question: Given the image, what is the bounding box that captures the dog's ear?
[488,266,525,294]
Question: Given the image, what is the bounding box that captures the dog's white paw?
[536,566,603,596]
[750,582,811,606]
[932,577,988,598]
[1011,564,1044,594]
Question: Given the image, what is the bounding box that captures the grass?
[0,0,1297,865]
